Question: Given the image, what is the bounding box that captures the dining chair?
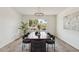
[31,39,46,52]
[22,32,31,51]
[46,33,55,52]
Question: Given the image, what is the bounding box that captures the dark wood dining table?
[26,38,51,52]
[23,31,52,52]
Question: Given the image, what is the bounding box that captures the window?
[29,19,47,31]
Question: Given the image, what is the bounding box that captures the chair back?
[23,32,30,39]
[31,39,46,52]
[47,32,55,40]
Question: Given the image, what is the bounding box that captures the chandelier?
[34,7,44,16]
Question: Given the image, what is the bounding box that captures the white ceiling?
[13,7,67,15]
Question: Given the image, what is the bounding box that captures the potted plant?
[19,21,29,35]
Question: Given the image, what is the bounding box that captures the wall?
[57,8,79,49]
[22,15,57,35]
[0,8,21,48]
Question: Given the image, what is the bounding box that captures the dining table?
[25,31,51,52]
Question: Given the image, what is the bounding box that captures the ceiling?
[13,7,67,15]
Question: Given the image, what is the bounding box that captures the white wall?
[0,8,21,48]
[57,8,79,49]
[22,15,57,35]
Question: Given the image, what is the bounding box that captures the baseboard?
[0,36,22,49]
[56,36,79,51]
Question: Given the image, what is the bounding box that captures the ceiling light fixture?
[34,7,44,16]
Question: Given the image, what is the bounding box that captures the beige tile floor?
[0,37,79,52]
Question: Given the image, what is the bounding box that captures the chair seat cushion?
[23,39,30,43]
[46,40,55,44]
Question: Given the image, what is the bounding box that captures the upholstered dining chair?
[22,32,31,51]
[31,39,46,52]
[46,33,55,52]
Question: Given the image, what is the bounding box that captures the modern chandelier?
[34,7,44,16]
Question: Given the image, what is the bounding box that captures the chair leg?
[47,44,48,52]
[54,44,55,52]
[29,43,31,52]
[22,43,25,51]
[22,43,23,51]
[52,44,53,52]
[26,44,30,52]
